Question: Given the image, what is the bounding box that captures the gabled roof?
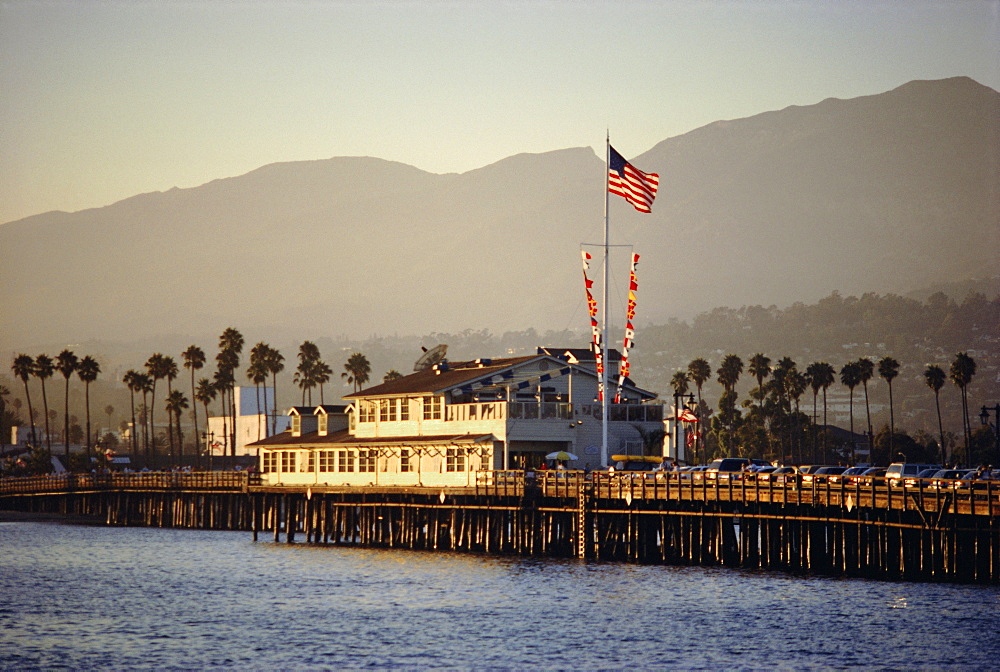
[342,351,657,402]
[343,356,539,398]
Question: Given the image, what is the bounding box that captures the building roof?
[249,428,493,449]
[343,356,539,398]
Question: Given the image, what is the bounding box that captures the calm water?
[2,521,999,671]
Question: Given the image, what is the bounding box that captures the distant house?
[250,349,665,488]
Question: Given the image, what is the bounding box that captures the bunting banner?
[614,253,640,403]
[581,250,605,401]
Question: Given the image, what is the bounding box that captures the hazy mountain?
[2,76,997,352]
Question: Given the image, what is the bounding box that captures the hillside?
[1,77,997,352]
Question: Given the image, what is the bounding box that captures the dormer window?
[318,413,328,435]
[291,414,302,436]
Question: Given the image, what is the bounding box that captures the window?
[400,399,410,421]
[291,415,302,434]
[359,450,376,473]
[388,399,398,422]
[446,447,466,472]
[400,448,411,473]
[423,396,442,420]
[318,450,336,472]
[338,450,355,472]
[281,451,296,473]
[318,414,328,434]
[359,402,375,423]
[379,400,389,422]
[302,452,315,473]
[263,452,277,473]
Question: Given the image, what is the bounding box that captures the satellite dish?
[414,344,448,372]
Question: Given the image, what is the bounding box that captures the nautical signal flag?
[608,146,659,213]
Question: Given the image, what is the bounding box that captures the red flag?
[679,409,699,423]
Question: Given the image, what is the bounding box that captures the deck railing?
[0,471,259,495]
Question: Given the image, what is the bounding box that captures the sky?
[1,0,998,225]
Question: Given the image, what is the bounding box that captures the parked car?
[903,468,942,488]
[801,466,847,485]
[885,462,942,487]
[759,465,799,484]
[704,458,769,481]
[928,469,975,490]
[828,466,868,484]
[853,467,887,485]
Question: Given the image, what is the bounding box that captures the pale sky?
[2,0,997,225]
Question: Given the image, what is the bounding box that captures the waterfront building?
[251,349,665,487]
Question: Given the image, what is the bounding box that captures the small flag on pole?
[608,146,659,213]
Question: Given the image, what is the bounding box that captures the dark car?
[829,466,868,484]
[853,467,887,485]
[801,466,847,485]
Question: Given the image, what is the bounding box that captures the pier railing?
[3,469,997,516]
[0,471,260,495]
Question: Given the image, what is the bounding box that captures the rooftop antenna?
[413,344,448,372]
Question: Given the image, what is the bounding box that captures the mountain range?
[2,76,997,353]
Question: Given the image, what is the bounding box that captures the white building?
[252,349,665,488]
[206,386,290,457]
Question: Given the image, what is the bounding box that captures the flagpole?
[602,132,610,469]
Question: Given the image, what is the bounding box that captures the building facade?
[252,350,665,488]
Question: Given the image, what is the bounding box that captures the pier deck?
[2,470,997,583]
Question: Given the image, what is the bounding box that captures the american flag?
[608,146,659,213]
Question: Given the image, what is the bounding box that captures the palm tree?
[195,377,217,461]
[162,356,179,456]
[342,352,372,393]
[104,405,114,439]
[806,362,836,462]
[949,352,977,458]
[383,369,404,383]
[122,370,141,455]
[145,353,169,456]
[716,354,743,394]
[34,354,55,451]
[785,369,808,464]
[314,360,331,404]
[182,345,206,456]
[213,367,233,456]
[0,384,10,452]
[924,364,947,465]
[748,353,771,413]
[247,343,270,442]
[56,350,78,460]
[839,361,861,463]
[687,358,712,463]
[76,356,101,457]
[164,390,188,460]
[715,354,743,454]
[265,346,285,435]
[12,354,37,445]
[295,341,321,405]
[856,357,875,442]
[878,357,900,457]
[217,328,244,456]
[135,372,153,457]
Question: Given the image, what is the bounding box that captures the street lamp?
[980,404,1000,454]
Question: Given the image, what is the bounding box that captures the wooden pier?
[2,470,997,584]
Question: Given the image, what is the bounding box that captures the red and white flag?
[609,146,659,213]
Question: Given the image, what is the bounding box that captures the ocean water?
[1,521,999,670]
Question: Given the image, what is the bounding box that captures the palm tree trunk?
[84,382,92,459]
[934,392,945,465]
[129,390,137,456]
[64,378,71,461]
[189,370,199,457]
[166,381,175,459]
[888,382,896,457]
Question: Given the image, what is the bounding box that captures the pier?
[2,470,997,584]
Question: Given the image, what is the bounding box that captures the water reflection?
[1,522,999,670]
